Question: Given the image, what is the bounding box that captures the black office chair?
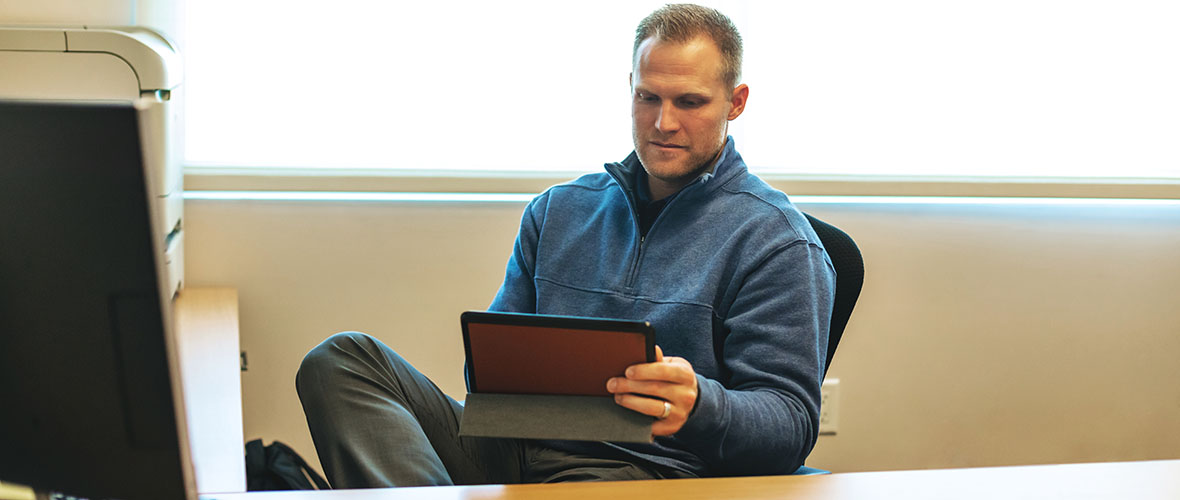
[803,212,864,379]
[792,213,863,477]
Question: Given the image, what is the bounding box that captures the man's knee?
[296,331,375,390]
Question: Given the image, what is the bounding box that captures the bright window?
[185,1,1180,179]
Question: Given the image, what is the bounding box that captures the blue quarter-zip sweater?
[488,138,836,476]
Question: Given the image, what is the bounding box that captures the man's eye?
[679,99,703,108]
[636,93,657,102]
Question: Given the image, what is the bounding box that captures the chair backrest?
[803,213,864,378]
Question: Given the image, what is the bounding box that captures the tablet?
[461,311,656,396]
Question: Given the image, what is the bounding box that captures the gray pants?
[296,332,689,488]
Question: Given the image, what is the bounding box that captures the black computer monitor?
[0,100,194,500]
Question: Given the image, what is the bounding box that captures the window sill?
[183,167,1180,201]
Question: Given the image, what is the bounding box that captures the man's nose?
[654,102,680,133]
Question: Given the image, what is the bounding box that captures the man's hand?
[606,345,699,436]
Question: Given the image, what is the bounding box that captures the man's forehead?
[633,36,727,89]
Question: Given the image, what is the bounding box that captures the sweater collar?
[606,136,745,200]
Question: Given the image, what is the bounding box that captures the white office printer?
[0,26,185,295]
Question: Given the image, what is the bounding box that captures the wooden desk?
[176,287,248,494]
[202,460,1180,500]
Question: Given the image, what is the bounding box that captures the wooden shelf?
[176,287,247,494]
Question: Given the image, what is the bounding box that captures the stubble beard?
[633,129,727,192]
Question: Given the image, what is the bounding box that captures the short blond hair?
[633,3,743,89]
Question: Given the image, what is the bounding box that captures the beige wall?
[184,196,1180,477]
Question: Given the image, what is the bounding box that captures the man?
[296,4,835,487]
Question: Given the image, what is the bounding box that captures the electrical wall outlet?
[819,378,839,435]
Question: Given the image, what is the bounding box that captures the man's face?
[631,36,748,199]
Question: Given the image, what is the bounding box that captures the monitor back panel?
[0,100,190,500]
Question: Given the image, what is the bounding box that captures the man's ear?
[728,84,749,120]
[629,72,633,91]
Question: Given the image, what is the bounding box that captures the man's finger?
[614,393,671,419]
[625,361,695,384]
[609,377,676,397]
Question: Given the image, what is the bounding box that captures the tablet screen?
[462,311,655,396]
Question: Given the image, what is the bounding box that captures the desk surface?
[203,459,1180,500]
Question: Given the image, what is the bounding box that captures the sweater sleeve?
[487,194,546,314]
[674,239,835,475]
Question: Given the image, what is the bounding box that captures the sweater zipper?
[606,164,647,291]
[627,235,644,288]
[625,193,683,288]
[624,208,644,290]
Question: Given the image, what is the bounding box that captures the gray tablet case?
[458,311,656,443]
